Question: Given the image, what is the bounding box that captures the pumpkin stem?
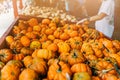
[86,31,94,42]
[101,68,114,74]
[72,52,77,58]
[57,61,62,73]
[114,64,120,78]
[13,48,18,54]
[75,41,79,44]
[103,44,110,52]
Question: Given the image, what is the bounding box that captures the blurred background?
[0,0,120,39]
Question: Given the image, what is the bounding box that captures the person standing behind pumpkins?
[77,0,115,38]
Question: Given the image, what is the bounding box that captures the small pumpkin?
[13,53,24,61]
[69,38,82,49]
[112,40,120,51]
[59,52,69,63]
[29,57,47,75]
[23,56,33,68]
[1,61,21,80]
[60,32,70,40]
[102,38,113,48]
[47,35,55,41]
[45,28,54,35]
[39,34,48,42]
[69,31,79,38]
[37,49,54,60]
[95,60,117,76]
[81,42,94,56]
[5,35,14,45]
[12,26,21,34]
[20,36,30,47]
[53,27,63,39]
[47,43,58,52]
[26,32,36,39]
[19,68,39,80]
[0,49,13,63]
[57,42,70,53]
[73,72,92,80]
[30,40,41,50]
[42,40,52,49]
[68,49,85,66]
[28,18,38,27]
[101,73,118,80]
[33,25,41,32]
[20,47,33,56]
[10,40,23,53]
[47,61,72,80]
[42,18,51,25]
[71,63,92,75]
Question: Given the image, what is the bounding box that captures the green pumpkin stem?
[72,52,77,58]
[114,64,120,78]
[57,61,62,73]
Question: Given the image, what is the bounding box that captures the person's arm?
[76,12,107,25]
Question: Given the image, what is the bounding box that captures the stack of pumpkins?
[0,17,120,80]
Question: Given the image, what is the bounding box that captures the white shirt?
[95,0,115,38]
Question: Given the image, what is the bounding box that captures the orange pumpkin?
[30,40,41,50]
[95,60,117,76]
[59,52,69,63]
[20,47,33,56]
[28,18,38,27]
[81,42,94,56]
[1,60,21,80]
[112,40,120,51]
[37,49,54,60]
[101,73,118,80]
[33,25,41,32]
[68,49,85,65]
[53,27,63,39]
[45,28,54,35]
[71,63,92,75]
[102,38,113,48]
[18,20,27,30]
[19,68,39,80]
[47,43,58,52]
[0,49,13,63]
[23,56,33,68]
[109,53,120,67]
[69,31,79,38]
[47,61,72,80]
[57,42,70,53]
[12,26,21,34]
[42,18,51,25]
[5,35,14,45]
[13,53,24,61]
[26,32,36,39]
[39,34,48,42]
[20,36,30,47]
[42,40,52,49]
[29,57,47,75]
[69,38,82,49]
[60,32,70,40]
[47,35,55,41]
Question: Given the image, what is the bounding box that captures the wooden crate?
[0,15,48,49]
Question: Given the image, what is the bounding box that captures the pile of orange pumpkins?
[0,17,120,80]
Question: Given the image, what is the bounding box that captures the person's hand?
[76,18,88,25]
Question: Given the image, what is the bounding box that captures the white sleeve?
[100,0,114,16]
